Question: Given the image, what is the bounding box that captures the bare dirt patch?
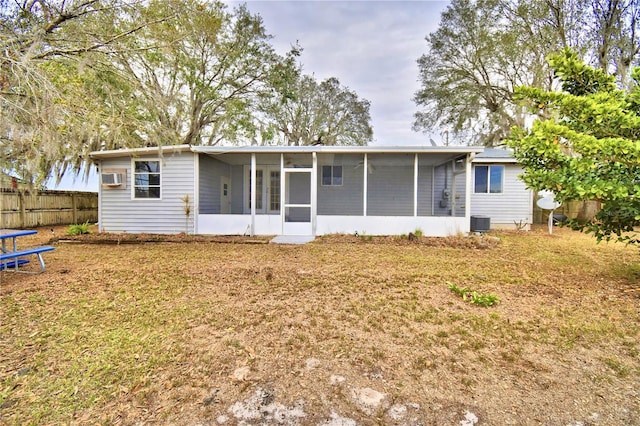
[1,226,639,425]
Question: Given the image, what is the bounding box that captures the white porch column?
[193,152,199,235]
[363,153,368,216]
[280,153,285,234]
[413,153,419,216]
[97,161,103,232]
[250,153,256,236]
[465,153,474,230]
[311,152,317,235]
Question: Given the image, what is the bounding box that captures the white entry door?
[220,176,230,214]
[283,169,312,235]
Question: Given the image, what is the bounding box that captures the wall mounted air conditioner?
[101,172,122,186]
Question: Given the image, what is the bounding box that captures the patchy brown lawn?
[1,226,639,425]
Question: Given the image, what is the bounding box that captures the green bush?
[67,222,91,236]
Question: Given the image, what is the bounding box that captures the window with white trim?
[474,165,504,193]
[321,165,343,186]
[133,160,161,199]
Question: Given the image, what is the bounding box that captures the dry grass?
[1,225,639,425]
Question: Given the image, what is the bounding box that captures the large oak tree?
[1,0,154,185]
[258,74,373,146]
[414,0,640,146]
[2,0,373,187]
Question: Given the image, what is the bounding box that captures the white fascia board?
[472,157,518,163]
[89,144,191,159]
[190,145,484,155]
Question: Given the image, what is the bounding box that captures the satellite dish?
[536,197,561,210]
[536,193,562,234]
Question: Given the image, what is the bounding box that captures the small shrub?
[67,222,91,236]
[448,282,499,307]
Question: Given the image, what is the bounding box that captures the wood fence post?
[19,191,26,228]
[72,192,78,224]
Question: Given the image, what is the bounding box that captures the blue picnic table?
[0,229,55,274]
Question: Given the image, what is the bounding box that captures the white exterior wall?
[316,215,468,236]
[470,163,533,229]
[197,214,469,236]
[99,152,196,234]
[198,214,280,235]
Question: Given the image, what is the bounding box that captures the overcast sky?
[51,0,448,190]
[237,0,448,146]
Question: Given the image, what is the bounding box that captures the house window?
[474,165,504,194]
[133,160,161,199]
[322,165,343,186]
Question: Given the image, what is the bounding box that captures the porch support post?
[311,152,317,235]
[465,153,473,232]
[193,152,199,235]
[363,153,368,216]
[413,153,418,216]
[250,153,256,236]
[280,153,284,234]
[97,162,103,232]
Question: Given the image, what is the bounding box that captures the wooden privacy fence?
[0,189,98,229]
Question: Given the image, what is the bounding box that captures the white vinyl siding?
[99,152,196,234]
[471,163,532,225]
[199,156,231,214]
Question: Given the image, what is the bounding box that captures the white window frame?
[474,164,504,194]
[132,158,162,200]
[321,164,343,187]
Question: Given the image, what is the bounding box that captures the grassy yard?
[1,226,638,425]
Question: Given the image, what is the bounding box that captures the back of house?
[90,145,532,237]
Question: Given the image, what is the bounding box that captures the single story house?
[89,145,532,237]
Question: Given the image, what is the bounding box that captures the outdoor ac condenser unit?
[101,172,122,186]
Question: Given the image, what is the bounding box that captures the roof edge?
[472,157,518,163]
[90,144,487,159]
[190,145,484,154]
[89,144,191,159]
